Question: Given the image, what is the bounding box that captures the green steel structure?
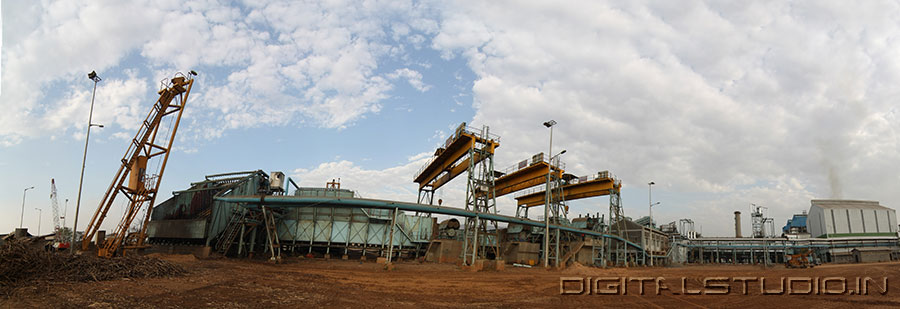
[213,194,664,263]
[148,170,663,266]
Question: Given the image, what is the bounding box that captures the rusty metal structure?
[81,71,196,257]
[147,171,434,261]
[139,119,666,268]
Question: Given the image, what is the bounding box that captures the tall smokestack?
[734,211,742,238]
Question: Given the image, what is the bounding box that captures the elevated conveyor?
[515,172,621,207]
[413,123,499,193]
[492,155,563,198]
[212,195,662,260]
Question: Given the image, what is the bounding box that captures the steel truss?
[461,126,500,265]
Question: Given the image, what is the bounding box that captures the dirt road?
[4,255,899,308]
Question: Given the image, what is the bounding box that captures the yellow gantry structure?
[413,124,499,193]
[493,160,562,198]
[413,123,623,219]
[515,172,621,207]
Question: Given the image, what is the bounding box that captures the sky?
[2,0,900,237]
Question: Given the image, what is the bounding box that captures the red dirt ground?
[3,255,899,308]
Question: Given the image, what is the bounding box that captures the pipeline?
[213,195,666,258]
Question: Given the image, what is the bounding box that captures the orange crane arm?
[81,72,196,257]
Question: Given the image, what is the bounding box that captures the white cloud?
[1,0,164,145]
[388,68,432,92]
[36,71,149,145]
[291,154,440,203]
[1,0,441,144]
[7,1,900,237]
[429,1,900,235]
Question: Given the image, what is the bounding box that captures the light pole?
[551,149,565,268]
[73,70,103,252]
[648,181,657,228]
[21,186,35,228]
[542,119,557,268]
[34,208,42,235]
[63,198,69,232]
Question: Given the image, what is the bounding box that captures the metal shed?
[852,247,893,263]
[806,200,898,238]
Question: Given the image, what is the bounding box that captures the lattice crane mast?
[50,179,62,239]
[81,71,196,257]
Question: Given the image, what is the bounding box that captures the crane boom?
[81,72,196,257]
[50,178,61,234]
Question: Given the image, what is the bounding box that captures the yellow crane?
[81,71,196,257]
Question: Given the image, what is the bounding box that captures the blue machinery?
[213,195,666,266]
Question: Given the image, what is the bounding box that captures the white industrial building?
[807,200,898,238]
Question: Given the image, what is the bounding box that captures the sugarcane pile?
[0,240,186,294]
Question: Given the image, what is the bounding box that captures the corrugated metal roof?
[811,199,893,211]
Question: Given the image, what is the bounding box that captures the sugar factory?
[6,72,898,272]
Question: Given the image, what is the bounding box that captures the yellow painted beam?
[493,162,562,197]
[415,137,474,189]
[428,142,497,190]
[516,178,619,207]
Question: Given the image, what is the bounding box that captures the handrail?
[497,154,565,176]
[512,171,617,199]
[412,124,500,182]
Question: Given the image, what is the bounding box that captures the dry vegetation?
[0,241,185,297]
[2,249,899,308]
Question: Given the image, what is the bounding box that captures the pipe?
[213,195,664,257]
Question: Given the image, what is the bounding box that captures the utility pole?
[542,119,557,268]
[34,208,42,235]
[73,70,103,253]
[648,181,655,228]
[63,198,69,233]
[21,186,34,228]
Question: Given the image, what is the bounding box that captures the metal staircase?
[216,210,246,255]
[560,240,584,265]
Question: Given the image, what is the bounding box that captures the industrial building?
[144,166,900,268]
[668,199,900,265]
[70,76,897,269]
[782,211,809,238]
[45,70,898,273]
[806,200,898,238]
[144,123,668,268]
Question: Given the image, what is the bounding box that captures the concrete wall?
[501,241,540,265]
[425,239,462,264]
[832,253,854,264]
[855,250,892,263]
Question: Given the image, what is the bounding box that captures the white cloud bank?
[5,1,900,236]
[286,1,900,236]
[1,0,440,144]
[426,1,900,235]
